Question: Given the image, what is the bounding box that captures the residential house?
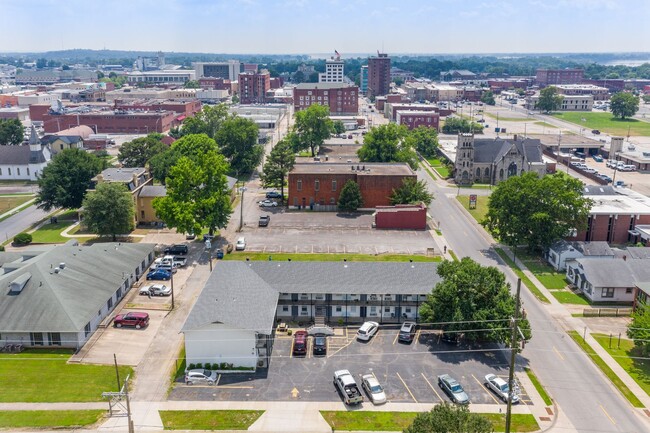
[91,167,152,226]
[546,240,615,271]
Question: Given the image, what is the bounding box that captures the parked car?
[347,134,353,139]
[266,191,283,199]
[592,155,603,162]
[398,321,417,343]
[215,248,224,259]
[592,129,601,135]
[361,374,387,404]
[154,263,177,274]
[313,334,327,356]
[235,237,246,251]
[292,330,308,356]
[185,232,196,240]
[184,369,217,385]
[146,268,171,280]
[259,215,270,227]
[485,373,519,403]
[164,244,188,255]
[139,284,171,296]
[113,312,149,329]
[258,199,278,207]
[438,374,469,404]
[333,370,363,405]
[356,321,379,341]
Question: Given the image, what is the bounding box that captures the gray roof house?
[0,125,51,181]
[182,260,441,369]
[0,242,155,349]
[547,240,615,271]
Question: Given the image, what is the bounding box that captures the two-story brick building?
[287,163,416,211]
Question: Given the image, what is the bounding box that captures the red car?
[113,312,150,329]
[292,330,308,356]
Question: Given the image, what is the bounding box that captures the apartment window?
[626,288,633,294]
[384,307,391,313]
[330,197,335,205]
[332,180,337,191]
[297,180,302,191]
[107,297,113,310]
[336,307,342,312]
[0,168,2,175]
[314,180,320,191]
[84,322,91,338]
[301,306,308,315]
[602,287,615,298]
[27,168,30,175]
[48,332,61,346]
[7,168,10,175]
[30,332,44,346]
[282,306,289,312]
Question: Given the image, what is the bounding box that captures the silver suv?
[184,369,217,385]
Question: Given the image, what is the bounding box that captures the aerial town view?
[2,1,650,432]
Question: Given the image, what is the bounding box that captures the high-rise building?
[239,70,270,104]
[368,53,391,99]
[194,61,242,81]
[360,65,368,94]
[319,56,345,83]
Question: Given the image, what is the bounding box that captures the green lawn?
[534,121,558,128]
[159,410,264,430]
[552,112,650,136]
[494,248,550,304]
[456,195,489,224]
[0,195,34,215]
[592,333,650,398]
[568,331,644,408]
[319,411,538,432]
[550,290,590,305]
[525,367,553,405]
[427,158,445,167]
[0,410,105,428]
[0,349,133,402]
[433,165,450,178]
[30,220,77,243]
[223,252,440,262]
[484,112,528,122]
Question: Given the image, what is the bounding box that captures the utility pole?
[113,354,121,391]
[170,270,174,311]
[124,374,135,433]
[505,279,522,433]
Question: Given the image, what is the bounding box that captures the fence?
[582,308,632,317]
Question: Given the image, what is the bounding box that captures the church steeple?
[28,125,41,152]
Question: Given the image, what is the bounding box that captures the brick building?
[396,110,440,131]
[385,103,438,121]
[198,77,232,92]
[287,163,415,211]
[535,68,584,87]
[113,99,202,117]
[41,111,177,134]
[367,53,391,99]
[293,83,359,116]
[239,70,270,104]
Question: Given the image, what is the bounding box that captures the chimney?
[513,134,518,141]
[623,255,627,261]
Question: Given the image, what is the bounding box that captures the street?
[0,203,50,244]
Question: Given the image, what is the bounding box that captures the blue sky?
[1,0,649,54]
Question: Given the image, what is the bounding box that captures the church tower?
[454,133,475,184]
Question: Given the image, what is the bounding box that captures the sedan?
[361,374,387,404]
[258,199,278,207]
[266,191,283,199]
[313,334,327,356]
[185,369,217,385]
[485,374,519,403]
[356,321,379,341]
[146,269,171,281]
[438,374,469,404]
[139,284,171,296]
[235,237,246,251]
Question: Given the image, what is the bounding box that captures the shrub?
[13,232,32,245]
[220,362,228,370]
[287,329,293,336]
[195,362,202,369]
[188,363,196,370]
[0,245,4,252]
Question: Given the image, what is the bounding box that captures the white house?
[547,240,615,271]
[565,257,639,303]
[0,125,51,181]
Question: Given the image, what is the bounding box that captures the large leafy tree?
[442,117,484,134]
[480,90,496,106]
[293,104,333,156]
[389,178,434,206]
[404,403,493,433]
[0,118,24,145]
[117,134,168,167]
[627,307,650,356]
[82,182,134,241]
[215,116,263,175]
[419,258,531,345]
[153,134,232,236]
[261,139,295,200]
[357,123,418,169]
[482,172,592,252]
[332,120,346,135]
[337,180,363,212]
[535,86,563,113]
[180,104,230,139]
[610,92,640,119]
[406,125,439,157]
[36,148,106,210]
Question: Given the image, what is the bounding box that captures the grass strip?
[568,331,644,408]
[592,333,650,398]
[159,410,264,430]
[524,367,552,406]
[456,195,489,223]
[223,252,440,262]
[494,248,550,304]
[449,249,459,261]
[0,410,105,428]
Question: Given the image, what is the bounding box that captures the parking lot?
[169,327,531,406]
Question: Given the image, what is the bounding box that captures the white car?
[258,199,278,207]
[356,321,379,341]
[139,284,171,296]
[184,369,218,385]
[235,237,246,251]
[361,374,387,404]
[485,373,519,403]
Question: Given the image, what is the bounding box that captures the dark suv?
[164,244,188,255]
[259,215,270,227]
[398,321,417,343]
[292,330,308,356]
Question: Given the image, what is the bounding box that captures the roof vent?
[9,272,31,294]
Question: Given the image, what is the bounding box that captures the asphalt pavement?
[0,203,50,244]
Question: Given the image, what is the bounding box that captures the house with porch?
[546,240,615,271]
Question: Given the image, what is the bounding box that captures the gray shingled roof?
[0,243,155,333]
[139,185,167,198]
[575,241,614,256]
[95,167,147,183]
[625,247,650,260]
[0,145,39,165]
[583,185,617,196]
[472,138,543,165]
[42,135,84,145]
[576,258,635,287]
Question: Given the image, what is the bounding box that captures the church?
[0,125,52,181]
[453,133,546,185]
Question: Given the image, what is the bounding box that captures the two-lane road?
[0,204,50,244]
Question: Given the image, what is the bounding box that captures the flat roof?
[587,190,650,215]
[396,110,439,116]
[527,133,604,148]
[294,83,357,90]
[290,162,414,176]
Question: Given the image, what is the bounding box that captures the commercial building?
[198,77,233,92]
[239,70,271,104]
[194,61,242,81]
[41,110,177,134]
[126,69,195,84]
[555,84,609,101]
[367,53,391,99]
[293,83,359,116]
[396,110,440,130]
[0,107,29,121]
[114,99,202,118]
[360,65,368,94]
[287,162,416,210]
[105,88,198,102]
[535,68,584,86]
[440,70,477,82]
[319,56,345,83]
[525,94,594,111]
[374,203,428,230]
[384,103,438,121]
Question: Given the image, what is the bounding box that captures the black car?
[313,334,327,356]
[266,191,283,199]
[164,244,188,255]
[592,129,601,135]
[259,215,270,227]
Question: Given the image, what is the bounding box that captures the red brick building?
[535,68,584,87]
[374,203,427,230]
[368,53,391,99]
[198,77,232,92]
[293,83,359,116]
[269,77,283,89]
[113,99,201,117]
[287,163,415,210]
[41,111,176,134]
[239,70,270,104]
[396,110,440,131]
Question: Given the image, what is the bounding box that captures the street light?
[238,185,247,232]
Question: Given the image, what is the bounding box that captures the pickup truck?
[155,255,187,268]
[333,370,363,405]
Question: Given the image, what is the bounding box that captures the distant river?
[604,60,650,66]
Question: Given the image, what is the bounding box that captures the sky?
[1,0,649,55]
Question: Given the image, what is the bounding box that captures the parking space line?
[472,374,500,405]
[421,373,443,402]
[327,338,354,358]
[414,329,421,346]
[396,372,418,403]
[215,374,221,386]
[290,339,294,358]
[393,332,399,345]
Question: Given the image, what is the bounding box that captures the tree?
[292,70,305,83]
[643,95,650,104]
[628,307,650,356]
[393,77,404,87]
[36,58,47,69]
[481,90,496,106]
[610,92,640,119]
[419,258,531,345]
[357,123,418,169]
[36,148,106,211]
[231,94,240,104]
[404,402,493,433]
[332,120,346,135]
[442,117,483,134]
[293,104,332,157]
[117,134,168,167]
[260,139,295,200]
[337,180,363,212]
[61,64,70,70]
[0,118,24,145]
[535,86,563,113]
[82,182,134,241]
[389,178,434,206]
[180,104,230,139]
[184,80,200,89]
[482,172,592,252]
[153,134,232,236]
[407,125,439,157]
[215,116,262,175]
